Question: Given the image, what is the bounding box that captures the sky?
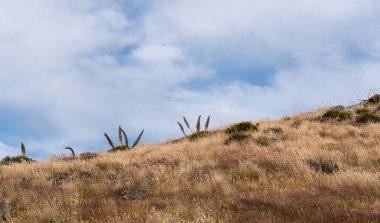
[1,0,380,159]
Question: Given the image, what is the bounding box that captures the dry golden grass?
[1,106,380,222]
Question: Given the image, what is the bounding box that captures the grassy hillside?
[1,98,380,222]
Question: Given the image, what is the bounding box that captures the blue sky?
[1,0,380,159]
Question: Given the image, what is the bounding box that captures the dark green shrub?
[376,105,380,113]
[356,112,380,123]
[306,160,339,174]
[355,107,380,123]
[224,132,252,145]
[225,122,259,135]
[321,109,352,122]
[0,155,34,165]
[356,108,371,114]
[368,94,380,104]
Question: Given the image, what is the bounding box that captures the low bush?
[356,112,380,123]
[224,132,252,145]
[321,109,352,122]
[225,122,259,135]
[356,108,371,114]
[368,94,380,104]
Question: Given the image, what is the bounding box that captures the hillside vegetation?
[1,97,380,222]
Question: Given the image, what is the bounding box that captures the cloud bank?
[0,0,380,158]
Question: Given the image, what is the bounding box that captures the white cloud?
[131,45,184,63]
[0,142,17,158]
[0,0,380,159]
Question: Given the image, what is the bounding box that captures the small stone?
[51,174,72,186]
[121,189,149,200]
[145,176,156,186]
[123,178,133,185]
[0,202,11,220]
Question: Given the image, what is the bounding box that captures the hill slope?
[1,99,380,222]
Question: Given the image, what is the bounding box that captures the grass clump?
[368,94,380,104]
[254,136,271,146]
[306,159,339,174]
[224,133,252,145]
[225,122,259,135]
[321,109,352,122]
[356,108,380,123]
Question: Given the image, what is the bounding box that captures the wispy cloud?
[0,0,379,159]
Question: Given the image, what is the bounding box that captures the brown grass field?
[1,100,380,222]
